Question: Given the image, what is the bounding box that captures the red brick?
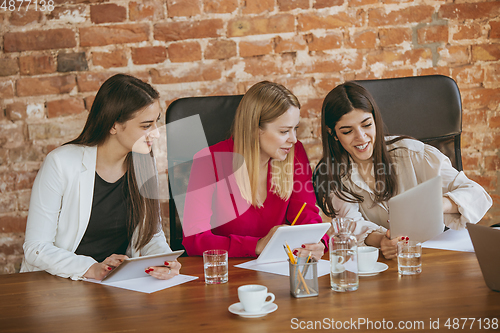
[417,25,448,44]
[296,52,363,74]
[418,67,450,77]
[154,19,224,42]
[77,72,114,93]
[0,193,17,214]
[274,35,307,54]
[462,87,500,110]
[243,55,290,77]
[0,122,26,149]
[491,21,500,39]
[90,3,127,23]
[150,63,222,84]
[485,155,500,172]
[382,68,414,79]
[306,32,342,52]
[314,77,342,96]
[440,2,500,21]
[129,1,165,21]
[239,40,274,58]
[315,0,344,9]
[204,0,238,13]
[472,44,500,62]
[4,29,76,52]
[437,46,469,67]
[379,28,412,47]
[46,5,86,21]
[80,24,149,47]
[167,0,201,17]
[5,102,27,121]
[298,12,358,31]
[132,47,167,65]
[9,145,46,164]
[278,0,309,11]
[368,5,434,26]
[92,49,128,68]
[0,79,14,99]
[462,154,480,172]
[85,95,96,110]
[299,98,323,118]
[9,9,42,26]
[462,109,487,127]
[485,63,500,85]
[348,30,377,49]
[348,0,377,5]
[453,24,482,41]
[242,0,274,14]
[452,66,484,86]
[0,215,27,233]
[367,48,432,66]
[0,58,18,77]
[483,133,500,151]
[47,98,86,118]
[168,42,202,63]
[205,40,237,60]
[16,75,76,97]
[19,55,56,76]
[228,14,295,37]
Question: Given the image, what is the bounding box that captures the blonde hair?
[232,81,301,207]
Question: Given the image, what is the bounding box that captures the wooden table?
[0,249,498,333]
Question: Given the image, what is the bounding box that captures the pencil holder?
[288,259,319,298]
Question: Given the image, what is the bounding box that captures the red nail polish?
[107,266,112,271]
[293,250,298,255]
[149,268,154,271]
[145,269,149,273]
[301,244,305,248]
[164,261,169,266]
[406,236,410,241]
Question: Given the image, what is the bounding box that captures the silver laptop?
[467,223,500,292]
[388,176,445,242]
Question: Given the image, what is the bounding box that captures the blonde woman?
[182,81,327,260]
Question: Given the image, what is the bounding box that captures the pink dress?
[182,138,328,257]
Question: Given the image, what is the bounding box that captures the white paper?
[234,259,331,277]
[422,229,474,252]
[85,274,198,293]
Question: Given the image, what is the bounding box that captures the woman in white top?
[21,74,181,280]
[315,82,492,259]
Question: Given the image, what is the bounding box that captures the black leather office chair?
[313,74,463,207]
[166,95,243,251]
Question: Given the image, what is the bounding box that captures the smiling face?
[334,108,376,165]
[259,106,300,164]
[112,100,162,155]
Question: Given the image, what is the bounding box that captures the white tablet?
[388,176,445,242]
[101,250,184,283]
[256,223,330,264]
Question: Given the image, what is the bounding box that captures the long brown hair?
[66,73,161,251]
[232,81,300,207]
[315,81,403,218]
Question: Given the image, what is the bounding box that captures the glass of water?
[397,241,422,275]
[203,249,228,284]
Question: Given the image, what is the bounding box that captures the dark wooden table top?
[1,249,499,333]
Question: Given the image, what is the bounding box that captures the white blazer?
[21,144,171,280]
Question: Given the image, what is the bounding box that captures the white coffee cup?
[358,246,379,272]
[238,285,275,313]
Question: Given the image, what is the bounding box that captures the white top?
[331,138,493,245]
[21,144,171,280]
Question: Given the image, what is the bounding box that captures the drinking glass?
[203,249,228,284]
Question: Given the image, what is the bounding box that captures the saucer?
[228,302,278,318]
[359,262,389,276]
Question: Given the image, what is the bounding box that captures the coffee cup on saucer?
[237,285,275,313]
[358,246,379,272]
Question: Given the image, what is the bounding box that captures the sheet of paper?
[234,259,331,277]
[85,274,198,293]
[422,229,474,252]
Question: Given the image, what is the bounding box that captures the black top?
[75,172,130,262]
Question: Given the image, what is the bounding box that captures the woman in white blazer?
[21,74,181,281]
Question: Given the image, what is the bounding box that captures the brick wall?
[0,0,499,274]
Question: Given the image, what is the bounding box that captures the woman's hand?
[145,260,181,280]
[255,224,287,255]
[294,241,325,261]
[83,254,129,280]
[380,230,399,259]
